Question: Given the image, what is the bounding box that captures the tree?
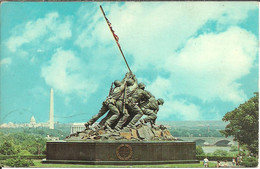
[221,92,259,155]
[0,141,20,155]
[20,136,46,155]
[241,156,258,167]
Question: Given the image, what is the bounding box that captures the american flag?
[106,18,120,45]
[100,5,132,73]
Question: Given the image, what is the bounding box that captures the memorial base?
[43,141,199,165]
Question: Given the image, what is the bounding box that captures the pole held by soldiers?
[100,5,132,73]
[108,82,114,96]
[122,83,127,114]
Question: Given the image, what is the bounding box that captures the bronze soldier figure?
[114,74,138,131]
[139,98,164,126]
[122,82,151,129]
[137,83,164,126]
[84,73,131,130]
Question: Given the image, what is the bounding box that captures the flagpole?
[100,5,132,73]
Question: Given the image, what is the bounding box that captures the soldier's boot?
[114,121,123,131]
[114,114,129,130]
[98,125,106,131]
[140,119,146,125]
[94,124,101,130]
[150,123,156,129]
[143,113,156,125]
[84,122,91,130]
[126,113,143,128]
[114,126,121,132]
[105,122,113,132]
[126,123,134,129]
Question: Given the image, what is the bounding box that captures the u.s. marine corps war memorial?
[42,6,199,165]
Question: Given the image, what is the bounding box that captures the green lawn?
[32,160,217,168]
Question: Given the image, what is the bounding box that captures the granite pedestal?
[42,141,199,165]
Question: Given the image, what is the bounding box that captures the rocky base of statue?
[66,124,175,141]
[45,123,199,165]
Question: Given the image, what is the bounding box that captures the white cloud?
[41,49,98,100]
[146,76,172,99]
[6,12,72,53]
[0,58,12,65]
[158,99,201,121]
[144,25,257,121]
[165,27,258,103]
[146,77,203,121]
[74,4,105,48]
[91,2,257,71]
[143,26,257,107]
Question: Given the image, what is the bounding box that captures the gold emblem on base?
[116,144,133,160]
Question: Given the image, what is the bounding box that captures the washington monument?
[49,88,54,129]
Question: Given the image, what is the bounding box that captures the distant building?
[29,116,37,128]
[70,122,99,134]
[0,121,27,128]
[0,122,17,128]
[0,115,51,128]
[45,135,59,141]
[70,123,85,134]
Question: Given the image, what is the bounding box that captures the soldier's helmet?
[126,79,134,86]
[114,80,121,87]
[157,98,164,105]
[138,83,146,89]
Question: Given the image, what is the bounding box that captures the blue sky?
[0,2,258,124]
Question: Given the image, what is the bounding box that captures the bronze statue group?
[84,72,164,132]
[83,7,165,133]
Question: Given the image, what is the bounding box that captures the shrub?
[206,153,212,156]
[241,156,258,167]
[230,145,238,152]
[18,150,32,156]
[212,149,228,156]
[0,161,4,167]
[0,155,45,160]
[4,156,34,167]
[196,146,205,156]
